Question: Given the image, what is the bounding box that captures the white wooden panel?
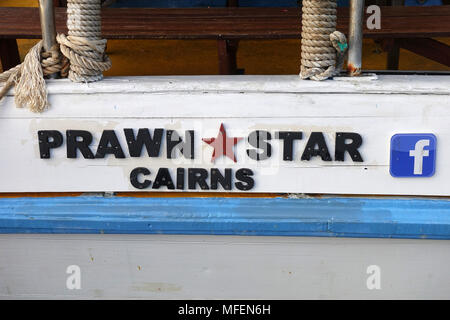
[0,234,448,299]
[0,75,449,195]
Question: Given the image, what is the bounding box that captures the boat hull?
[1,233,449,299]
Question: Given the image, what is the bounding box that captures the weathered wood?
[0,6,449,40]
[0,39,20,72]
[397,38,450,68]
[2,6,449,70]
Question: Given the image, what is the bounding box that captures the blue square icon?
[390,134,436,177]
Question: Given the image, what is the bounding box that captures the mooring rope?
[0,0,110,112]
[300,0,348,81]
[0,42,67,112]
[58,0,111,82]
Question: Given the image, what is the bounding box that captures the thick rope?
[300,0,348,81]
[0,42,66,112]
[57,0,111,82]
[0,0,110,112]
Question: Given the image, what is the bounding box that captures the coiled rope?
[300,0,348,81]
[58,0,111,82]
[0,0,110,112]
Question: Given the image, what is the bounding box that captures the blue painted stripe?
[0,196,449,239]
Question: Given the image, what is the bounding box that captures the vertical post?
[217,0,241,75]
[39,0,58,78]
[217,40,239,75]
[347,0,365,76]
[386,0,403,70]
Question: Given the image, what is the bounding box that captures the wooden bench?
[0,6,449,73]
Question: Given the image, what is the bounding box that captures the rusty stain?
[137,265,142,271]
[347,63,361,77]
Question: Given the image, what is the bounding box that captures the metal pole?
[347,0,364,76]
[38,0,58,78]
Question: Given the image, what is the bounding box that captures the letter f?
[409,139,430,175]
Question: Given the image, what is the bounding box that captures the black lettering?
[152,168,175,190]
[38,130,63,159]
[210,168,232,190]
[235,168,254,191]
[188,168,209,190]
[276,131,303,161]
[301,132,332,161]
[95,130,126,159]
[166,130,194,159]
[335,132,364,162]
[66,130,95,159]
[130,167,151,189]
[176,168,185,190]
[246,131,272,160]
[124,128,163,157]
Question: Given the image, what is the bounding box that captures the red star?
[202,123,243,163]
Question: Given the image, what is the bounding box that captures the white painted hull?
[1,75,450,195]
[1,234,449,299]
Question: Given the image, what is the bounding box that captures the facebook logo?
[390,134,437,177]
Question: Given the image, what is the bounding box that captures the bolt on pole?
[38,0,59,78]
[347,0,365,76]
